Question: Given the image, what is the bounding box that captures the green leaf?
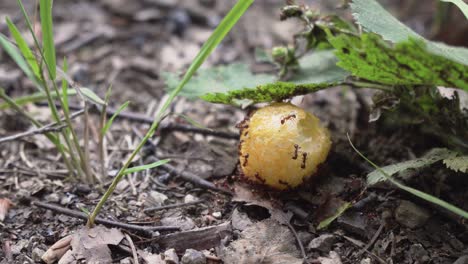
[5,17,41,80]
[0,89,77,110]
[167,50,349,105]
[350,0,468,65]
[440,0,468,19]
[349,135,468,219]
[123,159,170,175]
[79,87,106,106]
[329,33,468,90]
[172,113,211,131]
[164,63,276,99]
[443,155,468,173]
[102,101,130,135]
[40,0,56,79]
[317,202,352,230]
[367,148,455,185]
[0,33,35,81]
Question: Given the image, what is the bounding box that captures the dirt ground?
[0,0,467,263]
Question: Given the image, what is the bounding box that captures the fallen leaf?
[42,235,73,264]
[317,251,342,264]
[0,198,13,222]
[55,225,124,264]
[219,218,302,264]
[233,183,292,225]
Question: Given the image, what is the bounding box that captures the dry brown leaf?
[42,235,73,264]
[219,218,302,264]
[51,225,124,264]
[233,182,292,225]
[0,198,13,222]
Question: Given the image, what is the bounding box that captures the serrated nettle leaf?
[367,148,456,185]
[166,51,349,105]
[329,33,468,91]
[349,136,468,219]
[351,0,468,65]
[440,0,468,19]
[102,101,130,135]
[123,159,170,175]
[6,17,41,80]
[79,87,106,106]
[443,155,468,173]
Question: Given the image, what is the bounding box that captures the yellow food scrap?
[239,103,331,190]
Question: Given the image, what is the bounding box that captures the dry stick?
[153,158,233,196]
[0,110,85,144]
[0,124,66,144]
[124,233,139,264]
[38,102,239,139]
[359,221,385,256]
[285,222,306,262]
[144,199,205,214]
[32,201,180,236]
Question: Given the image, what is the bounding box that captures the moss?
[329,33,468,90]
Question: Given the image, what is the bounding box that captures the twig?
[0,110,85,144]
[286,222,307,262]
[39,102,239,139]
[124,233,139,264]
[341,235,387,264]
[359,221,384,256]
[32,201,180,236]
[157,161,233,196]
[144,199,205,214]
[0,124,66,144]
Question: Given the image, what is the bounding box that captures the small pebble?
[32,247,45,263]
[395,200,430,229]
[181,249,206,264]
[164,248,179,264]
[212,212,222,219]
[184,194,198,204]
[308,234,336,252]
[453,255,468,264]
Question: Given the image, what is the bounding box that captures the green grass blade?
[0,33,35,81]
[348,134,468,219]
[5,17,41,80]
[157,0,254,118]
[0,89,77,110]
[317,202,352,229]
[123,159,170,175]
[173,113,212,131]
[40,0,56,79]
[61,57,69,115]
[79,87,106,105]
[102,101,130,134]
[87,0,253,227]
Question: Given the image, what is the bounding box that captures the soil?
[0,0,467,264]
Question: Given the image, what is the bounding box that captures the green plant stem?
[83,102,93,183]
[17,0,88,178]
[0,89,76,110]
[0,87,75,174]
[98,105,107,183]
[86,0,254,227]
[348,134,468,219]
